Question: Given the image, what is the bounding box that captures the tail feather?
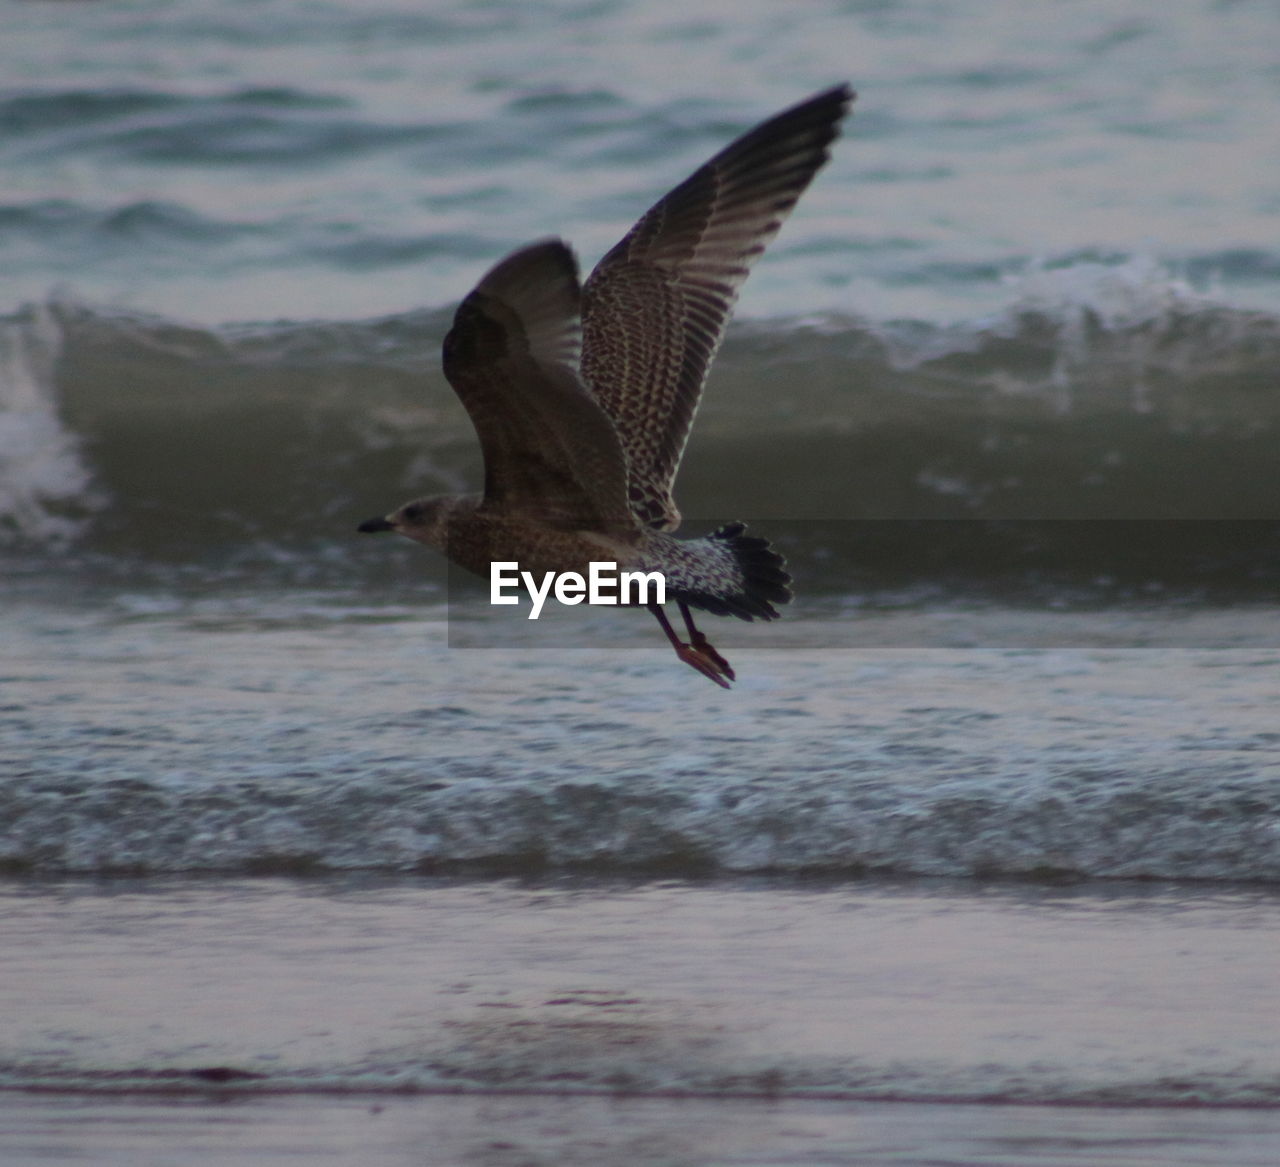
[676,521,793,622]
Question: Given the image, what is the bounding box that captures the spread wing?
[442,239,633,531]
[581,84,853,530]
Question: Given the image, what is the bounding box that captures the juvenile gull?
[359,85,853,687]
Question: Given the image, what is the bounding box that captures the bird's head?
[357,495,460,549]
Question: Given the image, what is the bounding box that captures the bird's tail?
[677,522,793,621]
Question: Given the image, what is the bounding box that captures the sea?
[3,1,1280,1163]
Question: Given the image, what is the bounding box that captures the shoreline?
[5,1091,1280,1167]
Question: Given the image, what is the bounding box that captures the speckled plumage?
[582,84,854,531]
[359,86,853,686]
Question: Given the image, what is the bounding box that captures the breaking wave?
[2,259,1279,593]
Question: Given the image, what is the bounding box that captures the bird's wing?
[581,84,853,530]
[442,239,634,531]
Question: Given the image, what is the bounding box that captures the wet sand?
[6,1089,1280,1167]
[2,878,1279,1165]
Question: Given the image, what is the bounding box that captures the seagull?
[359,85,853,687]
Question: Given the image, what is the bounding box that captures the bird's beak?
[357,516,395,534]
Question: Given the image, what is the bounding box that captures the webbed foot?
[675,641,734,689]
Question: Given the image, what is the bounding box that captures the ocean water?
[3,0,1280,1162]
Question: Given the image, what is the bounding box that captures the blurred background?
[2,0,1278,593]
[5,8,1280,1124]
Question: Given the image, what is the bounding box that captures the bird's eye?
[403,504,424,521]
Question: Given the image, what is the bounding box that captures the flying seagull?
[359,85,853,687]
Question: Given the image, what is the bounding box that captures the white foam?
[0,304,104,544]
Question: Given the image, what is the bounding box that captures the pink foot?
[688,630,735,681]
[676,642,734,689]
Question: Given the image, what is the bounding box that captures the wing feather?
[442,240,633,531]
[581,85,854,529]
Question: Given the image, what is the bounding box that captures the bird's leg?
[648,604,733,689]
[678,602,735,681]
